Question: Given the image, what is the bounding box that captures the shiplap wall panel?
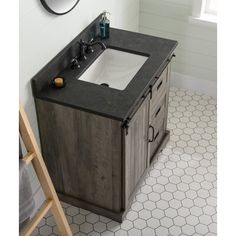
[139,0,217,83]
[159,0,191,6]
[172,62,216,82]
[140,12,216,42]
[176,50,216,71]
[140,0,191,21]
[139,27,216,57]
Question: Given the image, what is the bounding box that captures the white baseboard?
[170,72,217,99]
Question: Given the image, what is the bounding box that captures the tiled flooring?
[32,87,217,236]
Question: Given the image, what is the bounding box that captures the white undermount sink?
[78,48,148,90]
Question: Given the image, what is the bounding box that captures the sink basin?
[77,49,148,90]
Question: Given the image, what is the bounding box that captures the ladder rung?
[22,152,36,165]
[20,199,53,236]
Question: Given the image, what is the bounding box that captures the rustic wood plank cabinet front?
[35,63,172,222]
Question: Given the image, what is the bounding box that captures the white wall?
[139,0,217,97]
[20,0,140,212]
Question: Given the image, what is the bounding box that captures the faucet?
[78,39,106,61]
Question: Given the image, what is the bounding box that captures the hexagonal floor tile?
[165,208,178,218]
[195,223,209,235]
[107,221,120,232]
[155,226,169,236]
[86,213,99,224]
[174,191,186,200]
[128,228,141,236]
[156,199,169,210]
[131,201,143,212]
[182,225,195,235]
[94,222,107,233]
[169,225,182,236]
[114,229,127,236]
[126,210,138,221]
[136,192,149,203]
[147,218,160,228]
[203,206,216,216]
[80,222,93,234]
[144,200,156,210]
[133,218,147,229]
[190,206,203,216]
[169,199,182,209]
[199,214,213,225]
[121,219,133,231]
[39,225,53,236]
[138,209,151,220]
[161,191,173,201]
[186,215,199,226]
[182,198,194,208]
[66,206,79,217]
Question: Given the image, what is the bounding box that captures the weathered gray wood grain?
[36,99,122,212]
[124,95,150,206]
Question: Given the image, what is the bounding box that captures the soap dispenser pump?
[99,11,110,39]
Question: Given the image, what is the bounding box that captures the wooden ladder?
[19,104,72,236]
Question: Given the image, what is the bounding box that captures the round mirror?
[40,0,80,15]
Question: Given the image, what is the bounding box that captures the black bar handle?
[155,106,161,117]
[154,131,160,141]
[148,125,155,142]
[157,80,163,91]
[167,54,176,62]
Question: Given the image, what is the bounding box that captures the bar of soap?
[54,77,64,87]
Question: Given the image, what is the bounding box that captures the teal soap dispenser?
[99,11,110,39]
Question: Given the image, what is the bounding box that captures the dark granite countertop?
[33,28,177,122]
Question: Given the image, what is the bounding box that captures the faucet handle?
[70,57,80,69]
[79,39,86,44]
[85,38,94,54]
[79,39,87,60]
[88,38,94,43]
[86,45,94,54]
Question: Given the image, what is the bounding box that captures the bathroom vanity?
[32,15,177,222]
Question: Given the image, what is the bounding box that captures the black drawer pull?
[148,125,155,142]
[155,106,161,117]
[157,80,163,91]
[154,131,160,141]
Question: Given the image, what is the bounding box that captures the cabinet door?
[36,99,123,212]
[124,95,150,206]
[148,66,169,162]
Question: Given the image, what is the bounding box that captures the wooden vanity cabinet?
[35,62,171,222]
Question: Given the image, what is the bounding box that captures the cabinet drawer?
[150,92,166,122]
[151,67,168,103]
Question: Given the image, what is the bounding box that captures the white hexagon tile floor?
[32,87,217,236]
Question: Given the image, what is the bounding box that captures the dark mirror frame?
[40,0,80,15]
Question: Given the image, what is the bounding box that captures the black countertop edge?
[34,97,125,122]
